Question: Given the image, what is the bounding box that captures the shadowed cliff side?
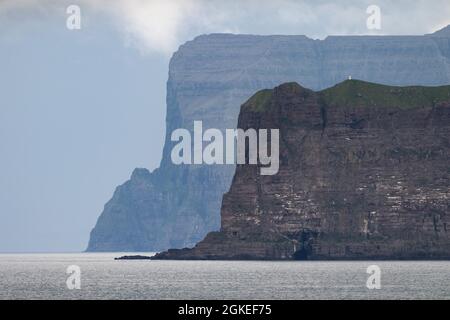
[153,80,450,260]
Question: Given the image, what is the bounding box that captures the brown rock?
[153,80,450,260]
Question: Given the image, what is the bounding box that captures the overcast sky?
[1,0,449,252]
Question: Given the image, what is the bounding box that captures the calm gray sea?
[0,253,449,300]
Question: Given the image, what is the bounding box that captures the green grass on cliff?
[244,80,450,112]
[320,79,450,109]
[244,89,273,112]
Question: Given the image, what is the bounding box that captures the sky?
[0,0,449,252]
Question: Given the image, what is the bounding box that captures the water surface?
[0,253,448,299]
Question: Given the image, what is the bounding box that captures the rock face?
[87,27,450,252]
[153,80,450,260]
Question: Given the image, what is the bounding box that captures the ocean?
[0,253,448,300]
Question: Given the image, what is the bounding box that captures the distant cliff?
[87,26,450,252]
[153,80,450,260]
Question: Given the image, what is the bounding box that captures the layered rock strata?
[154,80,450,260]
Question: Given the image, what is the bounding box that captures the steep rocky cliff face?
[88,27,450,252]
[153,80,450,260]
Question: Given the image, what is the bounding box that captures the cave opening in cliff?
[292,248,309,260]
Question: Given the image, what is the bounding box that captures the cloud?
[92,0,450,51]
[1,0,450,55]
[89,0,198,55]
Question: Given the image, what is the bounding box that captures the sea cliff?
[153,80,450,260]
[88,27,450,252]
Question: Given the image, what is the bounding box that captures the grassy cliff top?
[244,89,274,112]
[244,80,450,112]
[320,79,450,109]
